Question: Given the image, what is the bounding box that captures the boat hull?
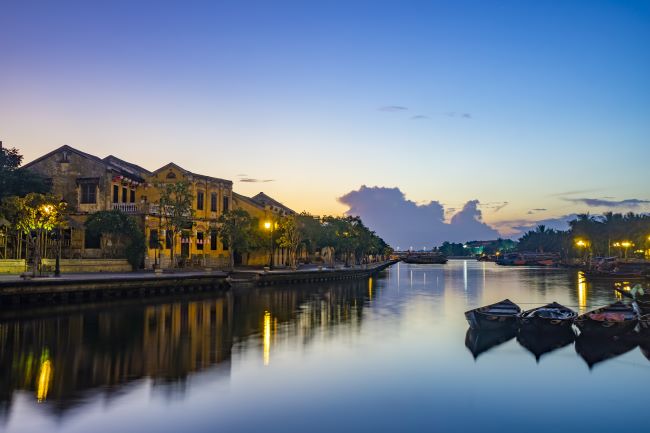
[464,299,521,330]
[574,302,638,336]
[516,302,577,332]
[465,311,518,330]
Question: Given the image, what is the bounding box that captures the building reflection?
[0,278,374,416]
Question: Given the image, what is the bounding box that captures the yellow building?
[232,192,295,267]
[22,145,299,271]
[142,163,233,269]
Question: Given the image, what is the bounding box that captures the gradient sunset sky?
[2,0,649,236]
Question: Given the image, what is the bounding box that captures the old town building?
[19,145,294,270]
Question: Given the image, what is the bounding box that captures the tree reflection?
[0,278,373,417]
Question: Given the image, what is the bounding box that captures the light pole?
[264,220,274,269]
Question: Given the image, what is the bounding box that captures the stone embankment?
[0,260,397,306]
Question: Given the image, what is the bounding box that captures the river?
[1,260,648,432]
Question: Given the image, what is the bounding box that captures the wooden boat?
[574,301,638,335]
[465,327,516,360]
[516,327,575,362]
[516,302,577,331]
[639,314,650,334]
[583,270,645,281]
[575,333,638,369]
[464,299,521,330]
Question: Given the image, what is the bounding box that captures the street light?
[264,220,274,269]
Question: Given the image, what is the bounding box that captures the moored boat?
[639,314,650,334]
[516,302,577,331]
[402,252,448,264]
[574,301,638,335]
[464,299,521,330]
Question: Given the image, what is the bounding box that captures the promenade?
[0,261,397,306]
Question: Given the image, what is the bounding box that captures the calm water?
[1,260,649,433]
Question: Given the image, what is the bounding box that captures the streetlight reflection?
[263,311,271,366]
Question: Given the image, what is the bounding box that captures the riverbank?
[0,260,397,306]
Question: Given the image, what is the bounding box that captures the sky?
[1,0,649,243]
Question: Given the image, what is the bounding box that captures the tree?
[216,209,263,270]
[277,215,302,268]
[84,210,146,270]
[158,181,194,267]
[0,145,49,200]
[7,193,66,276]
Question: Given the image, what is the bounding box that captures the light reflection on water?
[0,260,649,433]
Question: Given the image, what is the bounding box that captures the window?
[210,232,217,250]
[84,229,101,249]
[165,230,173,249]
[210,193,217,212]
[122,187,127,203]
[222,237,229,251]
[197,232,204,250]
[222,196,229,213]
[80,183,97,204]
[130,189,136,203]
[197,191,204,210]
[149,229,159,249]
[113,185,119,203]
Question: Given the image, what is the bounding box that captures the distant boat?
[516,302,577,332]
[496,252,560,267]
[574,302,638,335]
[464,299,521,330]
[401,252,448,264]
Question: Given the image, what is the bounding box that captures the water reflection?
[575,334,638,369]
[465,328,516,359]
[1,261,649,433]
[0,279,372,417]
[516,329,575,362]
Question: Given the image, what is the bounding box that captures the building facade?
[21,145,295,270]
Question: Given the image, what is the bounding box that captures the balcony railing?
[112,203,143,214]
[111,203,192,217]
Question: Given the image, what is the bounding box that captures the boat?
[401,252,448,264]
[496,252,560,267]
[583,270,645,281]
[465,327,516,360]
[516,302,577,332]
[639,314,650,334]
[575,333,638,369]
[574,301,638,335]
[464,299,521,330]
[516,327,575,362]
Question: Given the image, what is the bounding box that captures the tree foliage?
[0,146,49,200]
[85,210,146,270]
[216,209,263,270]
[158,181,194,266]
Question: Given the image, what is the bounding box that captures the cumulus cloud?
[379,106,408,112]
[564,197,650,207]
[338,186,500,248]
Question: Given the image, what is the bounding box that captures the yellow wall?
[140,165,233,268]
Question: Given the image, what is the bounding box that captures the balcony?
[112,203,143,214]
